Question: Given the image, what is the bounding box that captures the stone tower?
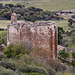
[7,13,58,59]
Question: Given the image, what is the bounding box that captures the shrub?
[70,32,75,43]
[58,49,69,59]
[58,27,65,45]
[3,43,14,58]
[18,64,48,75]
[0,31,7,45]
[0,8,9,15]
[0,53,7,60]
[45,11,52,16]
[71,15,75,19]
[25,15,36,22]
[2,11,12,20]
[0,66,17,75]
[72,51,75,59]
[29,11,34,15]
[25,73,45,75]
[15,9,25,16]
[28,7,43,12]
[5,4,14,8]
[41,13,46,19]
[55,63,66,72]
[15,4,24,8]
[71,60,75,67]
[4,42,32,58]
[48,67,56,75]
[0,59,16,70]
[0,3,3,8]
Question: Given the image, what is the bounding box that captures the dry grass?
[0,20,24,29]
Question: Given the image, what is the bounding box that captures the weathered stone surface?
[11,13,17,24]
[7,13,58,59]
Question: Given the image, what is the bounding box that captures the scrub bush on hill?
[5,4,14,8]
[48,67,56,75]
[0,8,9,15]
[2,11,12,20]
[0,3,64,21]
[71,15,75,19]
[58,49,69,60]
[25,73,45,75]
[70,31,75,43]
[15,3,24,8]
[0,58,16,70]
[0,66,25,75]
[3,42,33,58]
[0,53,7,60]
[0,66,16,75]
[18,64,48,75]
[0,31,7,45]
[58,27,65,45]
[72,51,75,59]
[0,3,3,8]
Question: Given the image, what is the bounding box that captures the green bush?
[15,3,24,8]
[2,11,12,20]
[70,32,75,43]
[0,3,3,8]
[58,49,69,59]
[71,15,75,19]
[58,27,65,45]
[56,72,72,75]
[0,67,25,75]
[45,11,52,16]
[5,4,14,8]
[25,73,45,75]
[0,59,16,70]
[72,51,75,59]
[0,66,17,75]
[0,31,7,45]
[18,64,48,75]
[4,42,32,58]
[71,60,75,67]
[0,8,9,15]
[48,67,56,75]
[0,53,7,60]
[55,63,66,72]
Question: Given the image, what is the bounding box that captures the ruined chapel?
[7,13,58,59]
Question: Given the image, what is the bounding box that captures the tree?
[58,49,69,59]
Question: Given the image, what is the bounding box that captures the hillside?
[0,0,75,11]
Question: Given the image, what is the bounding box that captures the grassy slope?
[0,20,24,29]
[55,20,70,31]
[0,0,75,11]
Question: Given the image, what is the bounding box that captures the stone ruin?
[7,13,58,59]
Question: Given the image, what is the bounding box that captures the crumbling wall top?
[32,21,55,26]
